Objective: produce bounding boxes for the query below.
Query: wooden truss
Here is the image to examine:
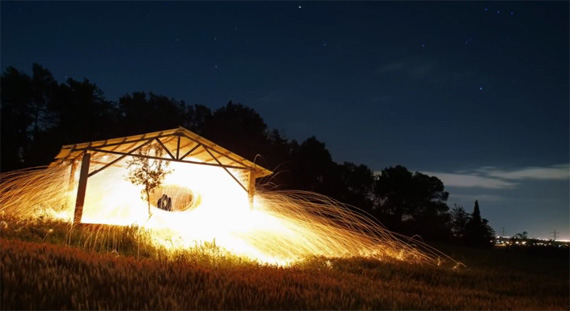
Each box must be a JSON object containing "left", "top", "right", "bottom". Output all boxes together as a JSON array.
[{"left": 49, "top": 127, "right": 273, "bottom": 223}]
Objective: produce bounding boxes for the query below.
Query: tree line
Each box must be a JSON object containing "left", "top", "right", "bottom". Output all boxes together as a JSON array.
[{"left": 1, "top": 63, "right": 495, "bottom": 246}]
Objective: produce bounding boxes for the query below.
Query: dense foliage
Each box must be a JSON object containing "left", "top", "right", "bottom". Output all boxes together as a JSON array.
[{"left": 1, "top": 63, "right": 495, "bottom": 244}]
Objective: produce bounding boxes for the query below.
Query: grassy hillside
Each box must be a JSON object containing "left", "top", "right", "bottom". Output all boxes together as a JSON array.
[{"left": 1, "top": 217, "right": 568, "bottom": 310}]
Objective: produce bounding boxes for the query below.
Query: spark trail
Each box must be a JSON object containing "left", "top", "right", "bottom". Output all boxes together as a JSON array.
[{"left": 0, "top": 163, "right": 459, "bottom": 267}]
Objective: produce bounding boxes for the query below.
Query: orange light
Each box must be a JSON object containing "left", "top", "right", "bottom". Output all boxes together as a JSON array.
[{"left": 0, "top": 155, "right": 459, "bottom": 267}]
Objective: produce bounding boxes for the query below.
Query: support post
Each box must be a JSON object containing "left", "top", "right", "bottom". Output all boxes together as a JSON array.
[
  {"left": 248, "top": 171, "right": 257, "bottom": 210},
  {"left": 74, "top": 153, "right": 91, "bottom": 224},
  {"left": 176, "top": 135, "right": 181, "bottom": 159},
  {"left": 67, "top": 160, "right": 79, "bottom": 208}
]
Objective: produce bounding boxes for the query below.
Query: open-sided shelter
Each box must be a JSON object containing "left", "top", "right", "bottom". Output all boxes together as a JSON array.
[{"left": 49, "top": 127, "right": 273, "bottom": 223}]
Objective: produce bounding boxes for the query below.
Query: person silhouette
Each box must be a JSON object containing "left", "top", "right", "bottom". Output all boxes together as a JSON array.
[
  {"left": 166, "top": 196, "right": 172, "bottom": 211},
  {"left": 157, "top": 194, "right": 173, "bottom": 211},
  {"left": 157, "top": 195, "right": 163, "bottom": 209},
  {"left": 157, "top": 194, "right": 167, "bottom": 210}
]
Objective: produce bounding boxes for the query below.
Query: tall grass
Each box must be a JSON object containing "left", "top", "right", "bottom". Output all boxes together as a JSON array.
[
  {"left": 1, "top": 236, "right": 568, "bottom": 309},
  {"left": 1, "top": 208, "right": 568, "bottom": 310}
]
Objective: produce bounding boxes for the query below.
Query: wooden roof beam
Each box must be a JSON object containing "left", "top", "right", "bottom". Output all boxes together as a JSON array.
[
  {"left": 86, "top": 148, "right": 250, "bottom": 171},
  {"left": 88, "top": 138, "right": 155, "bottom": 177}
]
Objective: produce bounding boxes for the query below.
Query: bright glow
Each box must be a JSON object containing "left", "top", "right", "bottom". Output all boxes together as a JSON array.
[{"left": 0, "top": 153, "right": 459, "bottom": 267}]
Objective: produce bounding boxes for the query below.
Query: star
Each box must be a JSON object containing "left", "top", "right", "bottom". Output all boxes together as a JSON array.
[
  {"left": 421, "top": 44, "right": 425, "bottom": 48},
  {"left": 479, "top": 86, "right": 483, "bottom": 91},
  {"left": 298, "top": 5, "right": 302, "bottom": 9},
  {"left": 497, "top": 10, "right": 500, "bottom": 14}
]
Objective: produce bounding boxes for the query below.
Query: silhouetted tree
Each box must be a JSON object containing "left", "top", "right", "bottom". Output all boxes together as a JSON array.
[
  {"left": 464, "top": 200, "right": 495, "bottom": 247},
  {"left": 257, "top": 129, "right": 297, "bottom": 189},
  {"left": 373, "top": 165, "right": 412, "bottom": 224},
  {"left": 373, "top": 165, "right": 451, "bottom": 240},
  {"left": 450, "top": 204, "right": 470, "bottom": 242},
  {"left": 201, "top": 101, "right": 270, "bottom": 163},
  {"left": 513, "top": 231, "right": 528, "bottom": 240},
  {"left": 1, "top": 66, "right": 33, "bottom": 171},
  {"left": 118, "top": 92, "right": 186, "bottom": 136},
  {"left": 337, "top": 162, "right": 375, "bottom": 210},
  {"left": 184, "top": 104, "right": 212, "bottom": 134},
  {"left": 288, "top": 136, "right": 342, "bottom": 197},
  {"left": 30, "top": 64, "right": 58, "bottom": 138},
  {"left": 34, "top": 77, "right": 117, "bottom": 165}
]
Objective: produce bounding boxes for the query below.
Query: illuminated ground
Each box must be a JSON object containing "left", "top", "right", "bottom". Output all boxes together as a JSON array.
[{"left": 0, "top": 164, "right": 456, "bottom": 267}]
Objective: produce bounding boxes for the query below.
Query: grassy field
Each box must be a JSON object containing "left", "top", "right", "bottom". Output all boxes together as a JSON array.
[{"left": 1, "top": 216, "right": 568, "bottom": 310}]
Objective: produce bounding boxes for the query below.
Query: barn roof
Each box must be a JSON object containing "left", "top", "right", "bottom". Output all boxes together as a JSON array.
[{"left": 50, "top": 126, "right": 273, "bottom": 178}]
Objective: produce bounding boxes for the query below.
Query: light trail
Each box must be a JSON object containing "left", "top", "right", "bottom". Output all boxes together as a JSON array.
[{"left": 0, "top": 159, "right": 459, "bottom": 267}]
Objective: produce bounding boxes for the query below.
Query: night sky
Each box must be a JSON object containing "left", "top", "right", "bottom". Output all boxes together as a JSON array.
[{"left": 2, "top": 1, "right": 568, "bottom": 240}]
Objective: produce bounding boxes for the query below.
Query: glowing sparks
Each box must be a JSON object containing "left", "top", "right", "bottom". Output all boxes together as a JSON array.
[{"left": 0, "top": 153, "right": 458, "bottom": 267}]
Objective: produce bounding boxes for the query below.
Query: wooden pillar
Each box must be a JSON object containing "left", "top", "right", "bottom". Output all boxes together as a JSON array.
[
  {"left": 73, "top": 153, "right": 91, "bottom": 224},
  {"left": 67, "top": 160, "right": 78, "bottom": 209},
  {"left": 248, "top": 171, "right": 257, "bottom": 210}
]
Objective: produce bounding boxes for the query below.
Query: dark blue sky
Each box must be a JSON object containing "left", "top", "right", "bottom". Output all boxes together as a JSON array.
[{"left": 2, "top": 1, "right": 568, "bottom": 239}]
